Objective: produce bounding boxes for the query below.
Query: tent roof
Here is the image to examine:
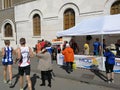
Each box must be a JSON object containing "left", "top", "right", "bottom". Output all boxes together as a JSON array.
[{"left": 56, "top": 14, "right": 120, "bottom": 37}]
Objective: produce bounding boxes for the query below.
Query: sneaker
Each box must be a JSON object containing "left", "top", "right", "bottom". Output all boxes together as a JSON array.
[
  {"left": 8, "top": 81, "right": 13, "bottom": 88},
  {"left": 70, "top": 69, "right": 73, "bottom": 72},
  {"left": 3, "top": 80, "right": 7, "bottom": 84},
  {"left": 67, "top": 70, "right": 71, "bottom": 74},
  {"left": 40, "top": 83, "right": 45, "bottom": 86},
  {"left": 108, "top": 80, "right": 111, "bottom": 84},
  {"left": 111, "top": 79, "right": 114, "bottom": 83},
  {"left": 8, "top": 80, "right": 12, "bottom": 85},
  {"left": 48, "top": 84, "right": 51, "bottom": 88},
  {"left": 20, "top": 88, "right": 23, "bottom": 90}
]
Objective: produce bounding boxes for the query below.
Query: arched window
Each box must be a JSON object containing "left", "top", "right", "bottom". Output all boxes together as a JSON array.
[
  {"left": 64, "top": 8, "right": 75, "bottom": 30},
  {"left": 33, "top": 14, "right": 41, "bottom": 36},
  {"left": 4, "top": 0, "right": 12, "bottom": 9},
  {"left": 4, "top": 23, "right": 13, "bottom": 37},
  {"left": 111, "top": 1, "right": 120, "bottom": 15}
]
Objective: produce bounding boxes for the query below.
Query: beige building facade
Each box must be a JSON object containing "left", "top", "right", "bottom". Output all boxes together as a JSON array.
[{"left": 0, "top": 0, "right": 120, "bottom": 50}]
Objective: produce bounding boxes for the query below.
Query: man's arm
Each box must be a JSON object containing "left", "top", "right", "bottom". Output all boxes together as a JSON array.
[
  {"left": 29, "top": 47, "right": 34, "bottom": 58},
  {"left": 15, "top": 48, "right": 21, "bottom": 63}
]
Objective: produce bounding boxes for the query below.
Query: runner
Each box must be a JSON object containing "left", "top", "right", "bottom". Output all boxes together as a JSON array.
[
  {"left": 1, "top": 40, "right": 15, "bottom": 87},
  {"left": 15, "top": 38, "right": 33, "bottom": 90}
]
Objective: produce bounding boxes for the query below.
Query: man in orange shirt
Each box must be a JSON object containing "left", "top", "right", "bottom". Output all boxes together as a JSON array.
[
  {"left": 36, "top": 40, "right": 42, "bottom": 54},
  {"left": 41, "top": 39, "right": 46, "bottom": 50},
  {"left": 62, "top": 43, "right": 74, "bottom": 74}
]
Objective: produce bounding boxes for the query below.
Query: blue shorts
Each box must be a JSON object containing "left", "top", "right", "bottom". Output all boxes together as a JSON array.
[{"left": 2, "top": 60, "right": 13, "bottom": 65}]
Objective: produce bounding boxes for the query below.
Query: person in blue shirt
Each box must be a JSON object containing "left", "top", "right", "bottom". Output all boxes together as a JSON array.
[
  {"left": 1, "top": 40, "right": 15, "bottom": 87},
  {"left": 93, "top": 38, "right": 101, "bottom": 55},
  {"left": 104, "top": 44, "right": 116, "bottom": 84},
  {"left": 45, "top": 41, "right": 53, "bottom": 55}
]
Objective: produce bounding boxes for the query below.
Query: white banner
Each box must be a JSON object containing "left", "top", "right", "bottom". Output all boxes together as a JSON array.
[
  {"left": 57, "top": 54, "right": 120, "bottom": 73},
  {"left": 114, "top": 58, "right": 120, "bottom": 73}
]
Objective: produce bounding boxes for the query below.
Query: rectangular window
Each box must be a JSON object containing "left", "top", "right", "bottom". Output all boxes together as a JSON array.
[
  {"left": 64, "top": 9, "right": 75, "bottom": 30},
  {"left": 3, "top": 0, "right": 12, "bottom": 9},
  {"left": 33, "top": 15, "right": 41, "bottom": 36},
  {"left": 111, "top": 1, "right": 120, "bottom": 15}
]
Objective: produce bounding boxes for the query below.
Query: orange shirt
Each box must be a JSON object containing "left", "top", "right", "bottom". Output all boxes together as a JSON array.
[
  {"left": 62, "top": 47, "right": 74, "bottom": 62},
  {"left": 36, "top": 43, "right": 41, "bottom": 53},
  {"left": 41, "top": 41, "right": 46, "bottom": 49}
]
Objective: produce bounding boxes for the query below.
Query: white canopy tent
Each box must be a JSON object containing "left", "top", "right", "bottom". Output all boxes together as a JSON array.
[
  {"left": 56, "top": 14, "right": 120, "bottom": 37},
  {"left": 56, "top": 14, "right": 120, "bottom": 73}
]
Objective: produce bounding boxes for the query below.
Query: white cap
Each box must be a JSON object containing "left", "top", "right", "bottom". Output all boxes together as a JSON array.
[
  {"left": 66, "top": 43, "right": 70, "bottom": 47},
  {"left": 110, "top": 44, "right": 116, "bottom": 50}
]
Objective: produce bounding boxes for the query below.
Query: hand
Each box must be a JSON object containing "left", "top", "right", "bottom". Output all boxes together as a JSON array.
[
  {"left": 14, "top": 58, "right": 19, "bottom": 64},
  {"left": 14, "top": 60, "right": 17, "bottom": 64}
]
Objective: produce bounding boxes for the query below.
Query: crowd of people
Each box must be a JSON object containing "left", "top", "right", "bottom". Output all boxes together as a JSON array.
[
  {"left": 58, "top": 37, "right": 120, "bottom": 84},
  {"left": 1, "top": 37, "right": 120, "bottom": 90},
  {"left": 1, "top": 38, "right": 53, "bottom": 90},
  {"left": 1, "top": 38, "right": 34, "bottom": 90},
  {"left": 83, "top": 37, "right": 120, "bottom": 58}
]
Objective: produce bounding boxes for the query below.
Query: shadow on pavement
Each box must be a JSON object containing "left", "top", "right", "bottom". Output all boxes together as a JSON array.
[
  {"left": 59, "top": 65, "right": 69, "bottom": 74},
  {"left": 90, "top": 65, "right": 107, "bottom": 82},
  {"left": 30, "top": 74, "right": 40, "bottom": 90},
  {"left": 24, "top": 74, "right": 40, "bottom": 90},
  {"left": 10, "top": 73, "right": 19, "bottom": 88}
]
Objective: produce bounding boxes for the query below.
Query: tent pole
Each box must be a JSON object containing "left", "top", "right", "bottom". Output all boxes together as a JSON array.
[{"left": 101, "top": 34, "right": 103, "bottom": 57}]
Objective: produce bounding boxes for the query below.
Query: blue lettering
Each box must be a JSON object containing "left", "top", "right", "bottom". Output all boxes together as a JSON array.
[
  {"left": 79, "top": 58, "right": 92, "bottom": 63},
  {"left": 115, "top": 62, "right": 120, "bottom": 66}
]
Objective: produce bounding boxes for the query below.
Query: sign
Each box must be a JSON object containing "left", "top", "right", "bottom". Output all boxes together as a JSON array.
[
  {"left": 57, "top": 54, "right": 120, "bottom": 73},
  {"left": 52, "top": 38, "right": 63, "bottom": 45}
]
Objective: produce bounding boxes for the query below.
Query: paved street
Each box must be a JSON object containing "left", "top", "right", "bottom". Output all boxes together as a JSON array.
[
  {"left": 0, "top": 65, "right": 118, "bottom": 90},
  {"left": 0, "top": 56, "right": 120, "bottom": 90}
]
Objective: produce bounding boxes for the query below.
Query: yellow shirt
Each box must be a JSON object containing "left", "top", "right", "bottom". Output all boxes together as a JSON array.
[{"left": 84, "top": 43, "right": 89, "bottom": 55}]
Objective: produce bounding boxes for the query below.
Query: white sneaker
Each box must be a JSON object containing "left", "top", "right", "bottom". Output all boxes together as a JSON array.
[
  {"left": 20, "top": 88, "right": 23, "bottom": 90},
  {"left": 8, "top": 80, "right": 13, "bottom": 88},
  {"left": 108, "top": 80, "right": 111, "bottom": 84},
  {"left": 8, "top": 80, "right": 12, "bottom": 85},
  {"left": 111, "top": 80, "right": 114, "bottom": 83},
  {"left": 3, "top": 80, "right": 7, "bottom": 84}
]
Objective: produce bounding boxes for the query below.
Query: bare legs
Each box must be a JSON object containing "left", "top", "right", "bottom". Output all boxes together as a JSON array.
[
  {"left": 3, "top": 65, "right": 13, "bottom": 83},
  {"left": 26, "top": 75, "right": 32, "bottom": 90},
  {"left": 19, "top": 75, "right": 32, "bottom": 90},
  {"left": 106, "top": 72, "right": 114, "bottom": 83},
  {"left": 3, "top": 65, "right": 7, "bottom": 82},
  {"left": 8, "top": 65, "right": 13, "bottom": 81}
]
